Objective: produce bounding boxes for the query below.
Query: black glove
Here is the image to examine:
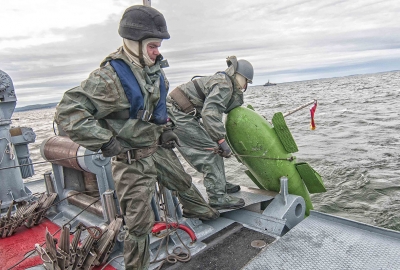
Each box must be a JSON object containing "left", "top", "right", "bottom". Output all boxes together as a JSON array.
[
  {"left": 160, "top": 128, "right": 181, "bottom": 149},
  {"left": 218, "top": 141, "right": 232, "bottom": 158},
  {"left": 101, "top": 137, "right": 122, "bottom": 157}
]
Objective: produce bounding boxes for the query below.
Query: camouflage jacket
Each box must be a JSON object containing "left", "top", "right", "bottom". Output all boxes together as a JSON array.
[
  {"left": 168, "top": 65, "right": 244, "bottom": 142},
  {"left": 55, "top": 47, "right": 169, "bottom": 151}
]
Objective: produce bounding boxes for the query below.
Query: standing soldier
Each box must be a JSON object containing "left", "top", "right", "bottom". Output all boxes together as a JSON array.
[
  {"left": 55, "top": 5, "right": 219, "bottom": 269},
  {"left": 167, "top": 56, "right": 254, "bottom": 210}
]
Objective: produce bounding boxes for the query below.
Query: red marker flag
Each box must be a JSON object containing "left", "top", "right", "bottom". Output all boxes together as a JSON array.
[{"left": 310, "top": 100, "right": 317, "bottom": 130}]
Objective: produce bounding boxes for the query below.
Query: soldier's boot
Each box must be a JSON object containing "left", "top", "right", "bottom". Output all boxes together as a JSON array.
[
  {"left": 226, "top": 182, "right": 241, "bottom": 193},
  {"left": 208, "top": 194, "right": 245, "bottom": 210},
  {"left": 179, "top": 184, "right": 220, "bottom": 221}
]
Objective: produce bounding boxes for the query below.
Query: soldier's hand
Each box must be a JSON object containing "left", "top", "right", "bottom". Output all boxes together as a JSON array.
[
  {"left": 101, "top": 137, "right": 123, "bottom": 157},
  {"left": 160, "top": 128, "right": 181, "bottom": 149},
  {"left": 218, "top": 140, "right": 232, "bottom": 158}
]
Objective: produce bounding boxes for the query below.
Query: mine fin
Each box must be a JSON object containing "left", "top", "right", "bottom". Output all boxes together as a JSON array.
[
  {"left": 246, "top": 104, "right": 255, "bottom": 111},
  {"left": 272, "top": 112, "right": 299, "bottom": 153},
  {"left": 295, "top": 162, "right": 326, "bottom": 193}
]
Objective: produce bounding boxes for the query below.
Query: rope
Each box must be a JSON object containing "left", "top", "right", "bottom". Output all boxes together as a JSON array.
[
  {"left": 175, "top": 144, "right": 294, "bottom": 161},
  {"left": 99, "top": 183, "right": 193, "bottom": 270},
  {"left": 100, "top": 254, "right": 124, "bottom": 270},
  {"left": 0, "top": 152, "right": 99, "bottom": 171},
  {"left": 152, "top": 233, "right": 191, "bottom": 270},
  {"left": 0, "top": 138, "right": 293, "bottom": 173},
  {"left": 149, "top": 183, "right": 192, "bottom": 269}
]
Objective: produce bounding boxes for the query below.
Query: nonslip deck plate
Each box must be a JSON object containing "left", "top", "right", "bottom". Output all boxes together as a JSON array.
[{"left": 162, "top": 222, "right": 275, "bottom": 270}]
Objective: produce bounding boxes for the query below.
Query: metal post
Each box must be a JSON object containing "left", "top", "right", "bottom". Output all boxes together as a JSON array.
[
  {"left": 283, "top": 99, "right": 316, "bottom": 117},
  {"left": 143, "top": 0, "right": 151, "bottom": 6},
  {"left": 44, "top": 171, "right": 56, "bottom": 194},
  {"left": 103, "top": 190, "right": 118, "bottom": 223}
]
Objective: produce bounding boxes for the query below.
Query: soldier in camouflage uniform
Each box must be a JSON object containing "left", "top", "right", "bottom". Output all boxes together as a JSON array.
[
  {"left": 167, "top": 56, "right": 254, "bottom": 209},
  {"left": 55, "top": 5, "right": 219, "bottom": 270}
]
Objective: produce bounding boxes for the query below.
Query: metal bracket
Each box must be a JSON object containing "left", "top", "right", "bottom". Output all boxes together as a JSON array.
[{"left": 262, "top": 176, "right": 305, "bottom": 230}]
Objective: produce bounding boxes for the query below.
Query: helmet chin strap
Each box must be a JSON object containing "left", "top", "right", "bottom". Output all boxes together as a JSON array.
[
  {"left": 138, "top": 41, "right": 146, "bottom": 67},
  {"left": 123, "top": 38, "right": 160, "bottom": 67}
]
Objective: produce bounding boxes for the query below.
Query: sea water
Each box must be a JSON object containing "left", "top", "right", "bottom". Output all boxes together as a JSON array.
[{"left": 14, "top": 70, "right": 400, "bottom": 231}]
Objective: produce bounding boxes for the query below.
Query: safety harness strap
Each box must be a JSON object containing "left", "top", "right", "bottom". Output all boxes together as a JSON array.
[
  {"left": 216, "top": 71, "right": 235, "bottom": 86},
  {"left": 192, "top": 80, "right": 206, "bottom": 101},
  {"left": 104, "top": 109, "right": 154, "bottom": 121},
  {"left": 169, "top": 87, "right": 196, "bottom": 114},
  {"left": 103, "top": 109, "right": 130, "bottom": 119}
]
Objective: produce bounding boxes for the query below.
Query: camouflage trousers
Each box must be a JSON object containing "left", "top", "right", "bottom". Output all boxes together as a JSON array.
[
  {"left": 112, "top": 145, "right": 213, "bottom": 269},
  {"left": 169, "top": 107, "right": 228, "bottom": 197}
]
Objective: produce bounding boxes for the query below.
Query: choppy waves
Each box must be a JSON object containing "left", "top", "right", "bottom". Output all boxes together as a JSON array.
[
  {"left": 14, "top": 70, "right": 400, "bottom": 231},
  {"left": 242, "top": 70, "right": 400, "bottom": 230}
]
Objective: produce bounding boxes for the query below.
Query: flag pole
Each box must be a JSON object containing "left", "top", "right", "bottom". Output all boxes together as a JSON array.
[{"left": 283, "top": 99, "right": 317, "bottom": 117}]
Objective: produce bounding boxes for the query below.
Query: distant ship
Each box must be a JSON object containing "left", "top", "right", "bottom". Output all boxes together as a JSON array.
[{"left": 264, "top": 80, "right": 277, "bottom": 86}]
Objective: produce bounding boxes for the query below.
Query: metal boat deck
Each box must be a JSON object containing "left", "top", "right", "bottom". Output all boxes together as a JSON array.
[
  {"left": 244, "top": 211, "right": 400, "bottom": 269},
  {"left": 161, "top": 183, "right": 400, "bottom": 269},
  {"left": 21, "top": 181, "right": 400, "bottom": 270}
]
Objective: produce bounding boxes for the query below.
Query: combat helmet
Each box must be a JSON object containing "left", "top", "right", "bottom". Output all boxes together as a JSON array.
[
  {"left": 118, "top": 5, "right": 170, "bottom": 41},
  {"left": 226, "top": 56, "right": 254, "bottom": 84},
  {"left": 236, "top": 60, "right": 253, "bottom": 84}
]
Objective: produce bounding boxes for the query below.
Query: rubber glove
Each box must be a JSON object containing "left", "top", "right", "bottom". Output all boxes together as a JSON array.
[
  {"left": 160, "top": 128, "right": 181, "bottom": 149},
  {"left": 101, "top": 137, "right": 122, "bottom": 157},
  {"left": 218, "top": 140, "right": 232, "bottom": 158}
]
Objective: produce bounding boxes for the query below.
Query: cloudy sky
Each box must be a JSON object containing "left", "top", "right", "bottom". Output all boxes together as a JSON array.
[{"left": 1, "top": 0, "right": 400, "bottom": 107}]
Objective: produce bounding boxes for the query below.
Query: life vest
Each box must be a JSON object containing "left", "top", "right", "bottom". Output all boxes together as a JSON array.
[{"left": 110, "top": 59, "right": 168, "bottom": 125}]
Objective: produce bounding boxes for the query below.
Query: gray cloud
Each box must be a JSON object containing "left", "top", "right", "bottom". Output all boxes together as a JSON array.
[{"left": 1, "top": 0, "right": 400, "bottom": 107}]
